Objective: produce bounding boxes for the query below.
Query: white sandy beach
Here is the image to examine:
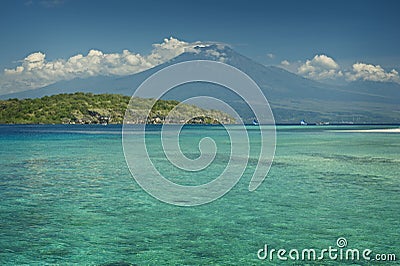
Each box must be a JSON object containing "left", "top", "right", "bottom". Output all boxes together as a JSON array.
[{"left": 337, "top": 128, "right": 400, "bottom": 133}]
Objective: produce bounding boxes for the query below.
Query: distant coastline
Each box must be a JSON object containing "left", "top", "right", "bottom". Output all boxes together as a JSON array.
[{"left": 0, "top": 92, "right": 235, "bottom": 125}]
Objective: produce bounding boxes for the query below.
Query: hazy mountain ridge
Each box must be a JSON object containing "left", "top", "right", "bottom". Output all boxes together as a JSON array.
[{"left": 1, "top": 44, "right": 399, "bottom": 123}]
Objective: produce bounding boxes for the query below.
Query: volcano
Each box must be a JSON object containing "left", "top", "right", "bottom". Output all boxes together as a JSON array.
[{"left": 2, "top": 44, "right": 399, "bottom": 123}]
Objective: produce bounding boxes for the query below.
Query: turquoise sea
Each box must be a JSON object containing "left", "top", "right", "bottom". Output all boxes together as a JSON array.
[{"left": 0, "top": 125, "right": 399, "bottom": 265}]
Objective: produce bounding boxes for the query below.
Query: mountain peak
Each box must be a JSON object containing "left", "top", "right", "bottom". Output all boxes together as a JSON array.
[{"left": 186, "top": 43, "right": 233, "bottom": 62}]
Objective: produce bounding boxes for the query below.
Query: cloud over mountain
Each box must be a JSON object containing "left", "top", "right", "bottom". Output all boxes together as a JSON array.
[
  {"left": 345, "top": 63, "right": 400, "bottom": 83},
  {"left": 295, "top": 54, "right": 400, "bottom": 84},
  {"left": 1, "top": 37, "right": 200, "bottom": 93},
  {"left": 280, "top": 60, "right": 290, "bottom": 66},
  {"left": 2, "top": 38, "right": 400, "bottom": 95},
  {"left": 297, "top": 54, "right": 343, "bottom": 80}
]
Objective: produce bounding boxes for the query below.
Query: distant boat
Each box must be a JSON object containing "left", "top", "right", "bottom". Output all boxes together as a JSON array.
[
  {"left": 253, "top": 119, "right": 259, "bottom": 126},
  {"left": 300, "top": 120, "right": 308, "bottom": 126}
]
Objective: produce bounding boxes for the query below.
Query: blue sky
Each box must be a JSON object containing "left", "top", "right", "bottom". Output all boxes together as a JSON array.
[{"left": 1, "top": 0, "right": 399, "bottom": 93}]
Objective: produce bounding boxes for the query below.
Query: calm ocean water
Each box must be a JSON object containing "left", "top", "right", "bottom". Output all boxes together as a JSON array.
[{"left": 0, "top": 125, "right": 399, "bottom": 265}]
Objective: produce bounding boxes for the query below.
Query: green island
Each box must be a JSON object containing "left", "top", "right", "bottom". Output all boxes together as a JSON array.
[{"left": 0, "top": 92, "right": 235, "bottom": 124}]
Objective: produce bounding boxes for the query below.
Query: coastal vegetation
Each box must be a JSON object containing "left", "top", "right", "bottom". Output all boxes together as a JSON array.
[{"left": 0, "top": 92, "right": 235, "bottom": 124}]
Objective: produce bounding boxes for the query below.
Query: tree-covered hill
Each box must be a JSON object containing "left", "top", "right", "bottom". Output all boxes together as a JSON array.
[{"left": 0, "top": 93, "right": 235, "bottom": 124}]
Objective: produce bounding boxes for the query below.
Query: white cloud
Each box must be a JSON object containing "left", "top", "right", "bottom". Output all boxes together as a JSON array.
[
  {"left": 204, "top": 48, "right": 227, "bottom": 62},
  {"left": 267, "top": 53, "right": 275, "bottom": 59},
  {"left": 288, "top": 54, "right": 399, "bottom": 84},
  {"left": 297, "top": 54, "right": 343, "bottom": 80},
  {"left": 346, "top": 63, "right": 400, "bottom": 83},
  {"left": 1, "top": 37, "right": 205, "bottom": 93},
  {"left": 280, "top": 60, "right": 290, "bottom": 66}
]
